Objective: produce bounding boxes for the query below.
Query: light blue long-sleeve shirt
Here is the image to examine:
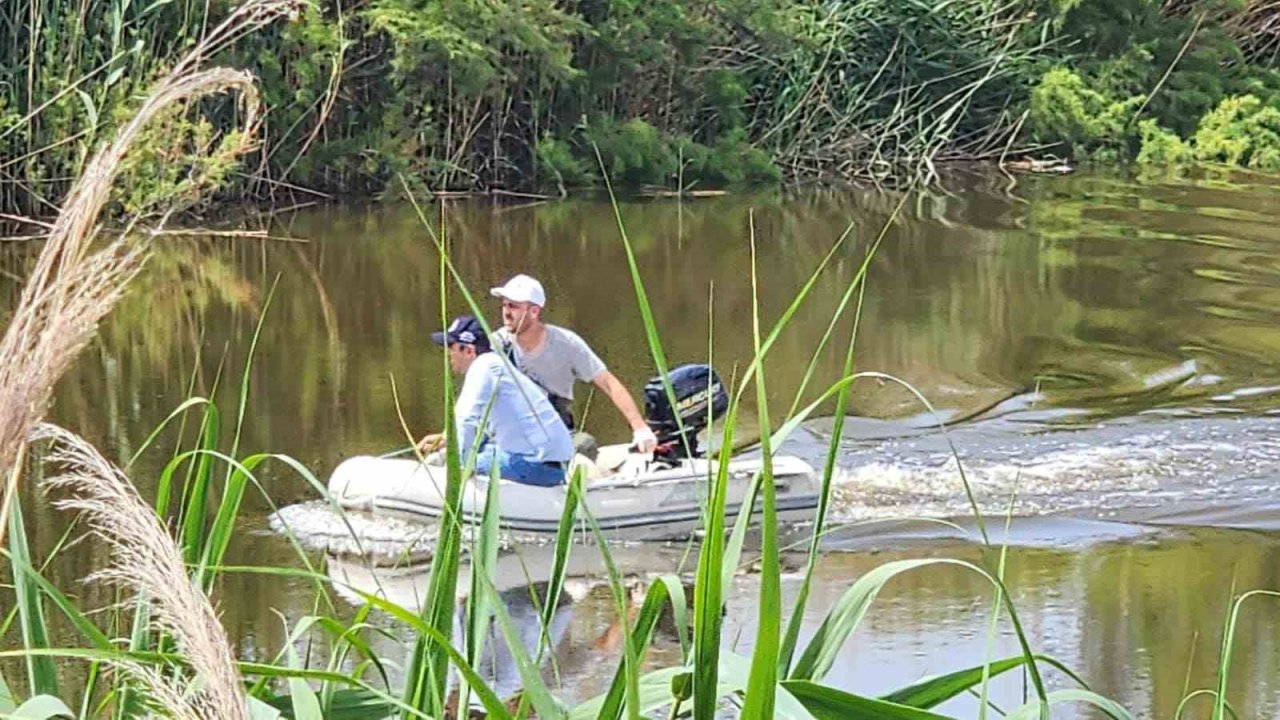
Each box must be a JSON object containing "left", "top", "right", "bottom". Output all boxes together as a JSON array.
[{"left": 455, "top": 352, "right": 574, "bottom": 463}]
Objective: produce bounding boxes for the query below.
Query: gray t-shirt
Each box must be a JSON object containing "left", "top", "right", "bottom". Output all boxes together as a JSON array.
[{"left": 494, "top": 325, "right": 607, "bottom": 400}]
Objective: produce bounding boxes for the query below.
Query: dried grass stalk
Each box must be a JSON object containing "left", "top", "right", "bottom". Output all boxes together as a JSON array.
[
  {"left": 0, "top": 0, "right": 301, "bottom": 541},
  {"left": 34, "top": 423, "right": 247, "bottom": 720}
]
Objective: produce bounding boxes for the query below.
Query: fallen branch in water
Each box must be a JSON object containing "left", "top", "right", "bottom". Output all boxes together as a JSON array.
[
  {"left": 130, "top": 227, "right": 310, "bottom": 243},
  {"left": 0, "top": 213, "right": 55, "bottom": 230}
]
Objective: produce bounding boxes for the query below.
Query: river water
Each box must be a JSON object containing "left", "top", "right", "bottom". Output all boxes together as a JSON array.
[{"left": 10, "top": 169, "right": 1280, "bottom": 716}]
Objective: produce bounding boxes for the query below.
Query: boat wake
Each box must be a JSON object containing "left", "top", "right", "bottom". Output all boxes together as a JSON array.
[
  {"left": 269, "top": 502, "right": 443, "bottom": 562},
  {"left": 824, "top": 414, "right": 1280, "bottom": 528}
]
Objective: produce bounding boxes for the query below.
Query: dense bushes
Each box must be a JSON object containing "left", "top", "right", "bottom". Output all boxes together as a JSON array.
[
  {"left": 1028, "top": 68, "right": 1145, "bottom": 160},
  {"left": 1026, "top": 0, "right": 1280, "bottom": 171},
  {"left": 10, "top": 0, "right": 1280, "bottom": 214}
]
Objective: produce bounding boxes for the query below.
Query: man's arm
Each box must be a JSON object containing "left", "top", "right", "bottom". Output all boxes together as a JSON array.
[
  {"left": 560, "top": 327, "right": 657, "bottom": 451},
  {"left": 593, "top": 370, "right": 657, "bottom": 451}
]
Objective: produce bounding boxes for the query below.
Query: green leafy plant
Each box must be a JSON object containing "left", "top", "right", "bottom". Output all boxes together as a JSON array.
[
  {"left": 1192, "top": 94, "right": 1280, "bottom": 170},
  {"left": 1136, "top": 119, "right": 1192, "bottom": 168},
  {"left": 1028, "top": 68, "right": 1144, "bottom": 159}
]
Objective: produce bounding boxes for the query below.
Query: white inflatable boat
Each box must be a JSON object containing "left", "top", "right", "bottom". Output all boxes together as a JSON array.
[
  {"left": 326, "top": 446, "right": 818, "bottom": 540},
  {"left": 326, "top": 363, "right": 820, "bottom": 540}
]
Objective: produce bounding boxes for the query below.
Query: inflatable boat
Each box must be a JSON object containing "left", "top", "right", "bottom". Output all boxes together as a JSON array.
[{"left": 326, "top": 364, "right": 820, "bottom": 540}]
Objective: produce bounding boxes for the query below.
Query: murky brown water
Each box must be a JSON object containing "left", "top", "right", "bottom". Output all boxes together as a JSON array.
[{"left": 10, "top": 169, "right": 1280, "bottom": 716}]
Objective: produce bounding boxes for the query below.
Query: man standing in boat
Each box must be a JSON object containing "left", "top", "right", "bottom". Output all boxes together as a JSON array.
[
  {"left": 489, "top": 273, "right": 659, "bottom": 454},
  {"left": 417, "top": 315, "right": 575, "bottom": 486}
]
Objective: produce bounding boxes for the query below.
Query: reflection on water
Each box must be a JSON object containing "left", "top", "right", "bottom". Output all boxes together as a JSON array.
[
  {"left": 221, "top": 526, "right": 1280, "bottom": 718},
  {"left": 762, "top": 528, "right": 1280, "bottom": 719},
  {"left": 9, "top": 169, "right": 1280, "bottom": 714}
]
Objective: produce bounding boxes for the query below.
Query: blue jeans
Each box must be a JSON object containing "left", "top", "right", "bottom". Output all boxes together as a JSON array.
[{"left": 474, "top": 444, "right": 566, "bottom": 487}]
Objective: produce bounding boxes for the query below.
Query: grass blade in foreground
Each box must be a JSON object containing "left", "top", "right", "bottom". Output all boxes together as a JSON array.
[
  {"left": 1, "top": 551, "right": 113, "bottom": 650},
  {"left": 691, "top": 395, "right": 739, "bottom": 720},
  {"left": 283, "top": 624, "right": 324, "bottom": 720},
  {"left": 178, "top": 400, "right": 221, "bottom": 566},
  {"left": 483, "top": 576, "right": 566, "bottom": 719},
  {"left": 1212, "top": 590, "right": 1280, "bottom": 720},
  {"left": 402, "top": 217, "right": 465, "bottom": 719},
  {"left": 537, "top": 467, "right": 587, "bottom": 663},
  {"left": 197, "top": 280, "right": 277, "bottom": 588},
  {"left": 573, "top": 500, "right": 649, "bottom": 720},
  {"left": 1007, "top": 689, "right": 1137, "bottom": 720},
  {"left": 8, "top": 501, "right": 59, "bottom": 697},
  {"left": 792, "top": 559, "right": 997, "bottom": 682},
  {"left": 740, "top": 218, "right": 782, "bottom": 719},
  {"left": 780, "top": 239, "right": 874, "bottom": 676},
  {"left": 783, "top": 681, "right": 953, "bottom": 720},
  {"left": 595, "top": 147, "right": 681, "bottom": 437},
  {"left": 349, "top": 592, "right": 511, "bottom": 719},
  {"left": 0, "top": 672, "right": 13, "bottom": 712},
  {"left": 880, "top": 655, "right": 1059, "bottom": 708},
  {"left": 461, "top": 461, "right": 503, "bottom": 715},
  {"left": 6, "top": 694, "right": 76, "bottom": 719},
  {"left": 569, "top": 667, "right": 688, "bottom": 720},
  {"left": 575, "top": 576, "right": 689, "bottom": 720}
]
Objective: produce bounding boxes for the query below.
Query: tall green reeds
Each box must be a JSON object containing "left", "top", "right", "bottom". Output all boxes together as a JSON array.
[
  {"left": 2, "top": 0, "right": 1127, "bottom": 212},
  {"left": 400, "top": 211, "right": 465, "bottom": 720},
  {"left": 17, "top": 0, "right": 1280, "bottom": 206},
  {"left": 0, "top": 0, "right": 209, "bottom": 215}
]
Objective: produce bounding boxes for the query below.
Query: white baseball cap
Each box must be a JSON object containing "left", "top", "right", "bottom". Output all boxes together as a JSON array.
[{"left": 490, "top": 273, "right": 546, "bottom": 307}]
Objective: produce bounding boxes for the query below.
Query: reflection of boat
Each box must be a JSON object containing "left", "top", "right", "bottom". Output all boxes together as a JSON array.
[
  {"left": 327, "top": 364, "right": 818, "bottom": 540},
  {"left": 326, "top": 547, "right": 686, "bottom": 704},
  {"left": 326, "top": 542, "right": 688, "bottom": 608}
]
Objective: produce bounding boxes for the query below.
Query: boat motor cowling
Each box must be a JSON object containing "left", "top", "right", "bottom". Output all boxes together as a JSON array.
[{"left": 642, "top": 364, "right": 729, "bottom": 459}]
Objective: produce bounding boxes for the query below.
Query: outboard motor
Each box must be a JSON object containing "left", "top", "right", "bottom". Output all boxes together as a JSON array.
[{"left": 642, "top": 364, "right": 729, "bottom": 460}]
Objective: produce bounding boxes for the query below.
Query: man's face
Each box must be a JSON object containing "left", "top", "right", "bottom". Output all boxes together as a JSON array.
[
  {"left": 500, "top": 299, "right": 539, "bottom": 332},
  {"left": 447, "top": 342, "right": 474, "bottom": 373}
]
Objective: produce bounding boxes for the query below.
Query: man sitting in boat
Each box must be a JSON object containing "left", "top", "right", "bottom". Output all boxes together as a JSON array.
[
  {"left": 416, "top": 314, "right": 575, "bottom": 486},
  {"left": 489, "top": 273, "right": 658, "bottom": 454}
]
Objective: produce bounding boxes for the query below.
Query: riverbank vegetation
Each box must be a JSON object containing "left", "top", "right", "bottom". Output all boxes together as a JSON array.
[{"left": 10, "top": 0, "right": 1280, "bottom": 218}]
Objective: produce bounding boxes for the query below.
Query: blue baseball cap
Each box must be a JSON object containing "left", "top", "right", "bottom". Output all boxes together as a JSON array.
[{"left": 431, "top": 315, "right": 491, "bottom": 353}]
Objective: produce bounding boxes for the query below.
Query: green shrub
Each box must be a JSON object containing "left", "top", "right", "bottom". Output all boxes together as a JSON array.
[
  {"left": 1028, "top": 67, "right": 1144, "bottom": 159},
  {"left": 550, "top": 121, "right": 779, "bottom": 190},
  {"left": 535, "top": 136, "right": 593, "bottom": 189},
  {"left": 1044, "top": 0, "right": 1280, "bottom": 148},
  {"left": 110, "top": 104, "right": 247, "bottom": 216},
  {"left": 1193, "top": 94, "right": 1280, "bottom": 171},
  {"left": 585, "top": 118, "right": 677, "bottom": 186},
  {"left": 703, "top": 69, "right": 748, "bottom": 132},
  {"left": 1136, "top": 119, "right": 1192, "bottom": 168},
  {"left": 705, "top": 128, "right": 780, "bottom": 186},
  {"left": 673, "top": 136, "right": 713, "bottom": 185}
]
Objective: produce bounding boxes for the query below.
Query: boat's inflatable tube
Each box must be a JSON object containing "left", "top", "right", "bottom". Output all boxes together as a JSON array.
[{"left": 327, "top": 448, "right": 818, "bottom": 540}]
